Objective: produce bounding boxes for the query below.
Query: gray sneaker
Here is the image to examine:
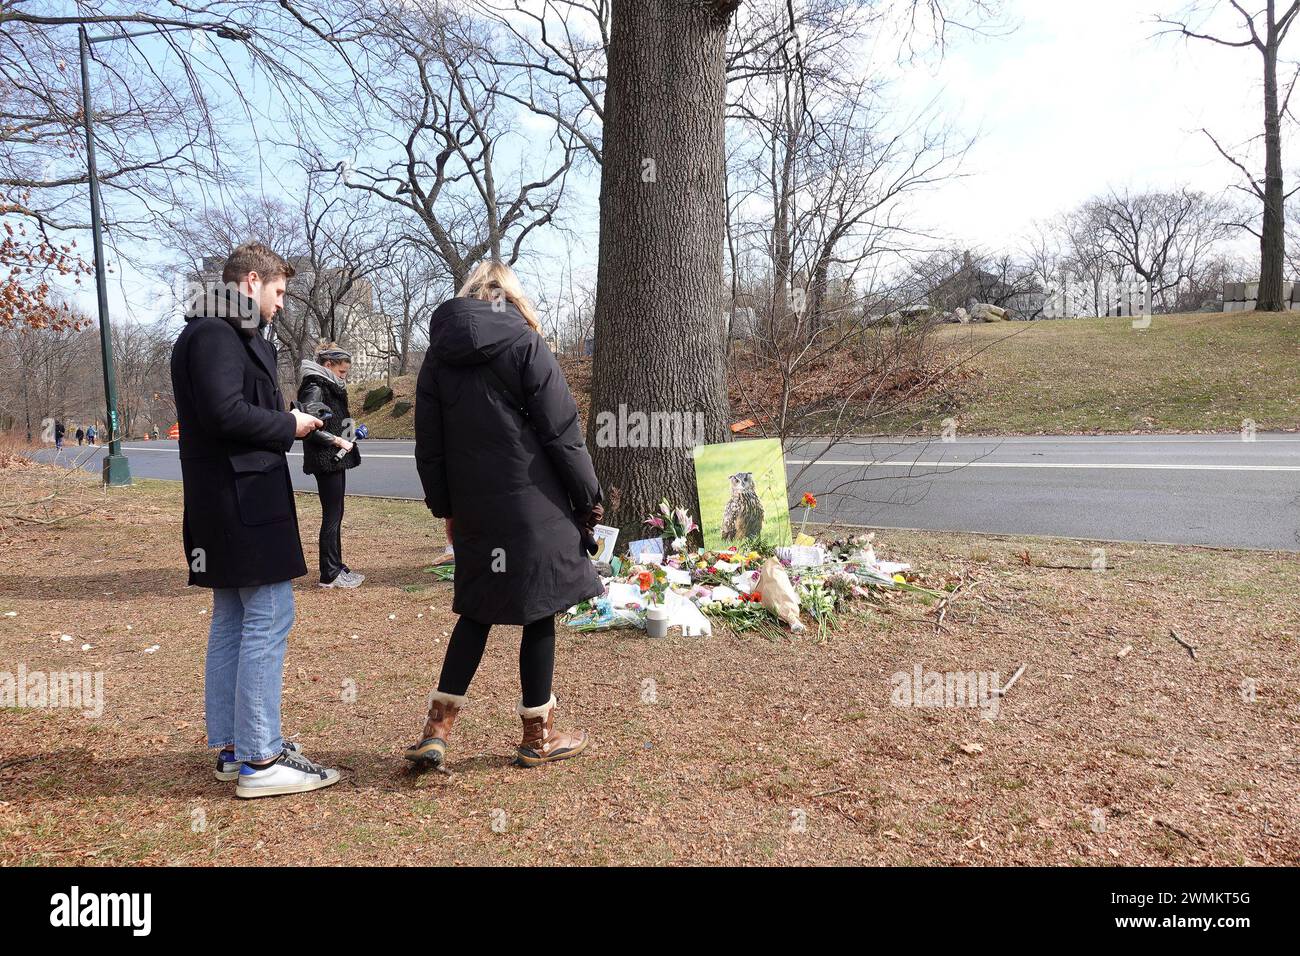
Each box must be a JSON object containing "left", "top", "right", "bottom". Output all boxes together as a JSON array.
[
  {"left": 320, "top": 570, "right": 363, "bottom": 589},
  {"left": 235, "top": 749, "right": 341, "bottom": 799}
]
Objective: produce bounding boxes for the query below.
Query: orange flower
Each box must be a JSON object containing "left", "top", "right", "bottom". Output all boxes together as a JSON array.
[
  {"left": 637, "top": 570, "right": 653, "bottom": 591},
  {"left": 751, "top": 590, "right": 762, "bottom": 602},
  {"left": 801, "top": 492, "right": 818, "bottom": 509}
]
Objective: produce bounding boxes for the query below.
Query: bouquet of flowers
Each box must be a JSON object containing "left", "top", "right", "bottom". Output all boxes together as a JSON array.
[
  {"left": 423, "top": 563, "right": 455, "bottom": 581},
  {"left": 702, "top": 600, "right": 784, "bottom": 641},
  {"left": 799, "top": 580, "right": 838, "bottom": 641},
  {"left": 636, "top": 564, "right": 670, "bottom": 607},
  {"left": 565, "top": 596, "right": 645, "bottom": 632},
  {"left": 643, "top": 498, "right": 698, "bottom": 553},
  {"left": 798, "top": 492, "right": 818, "bottom": 537}
]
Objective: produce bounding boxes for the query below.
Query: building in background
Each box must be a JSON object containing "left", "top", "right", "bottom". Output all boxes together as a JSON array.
[{"left": 190, "top": 256, "right": 388, "bottom": 383}]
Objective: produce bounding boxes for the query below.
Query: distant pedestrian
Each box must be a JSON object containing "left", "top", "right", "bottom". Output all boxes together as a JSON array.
[
  {"left": 86, "top": 425, "right": 96, "bottom": 445},
  {"left": 54, "top": 420, "right": 65, "bottom": 450},
  {"left": 297, "top": 342, "right": 362, "bottom": 589},
  {"left": 75, "top": 427, "right": 85, "bottom": 446}
]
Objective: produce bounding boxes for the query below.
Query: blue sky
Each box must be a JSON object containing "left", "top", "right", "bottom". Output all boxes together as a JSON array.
[{"left": 62, "top": 0, "right": 1273, "bottom": 326}]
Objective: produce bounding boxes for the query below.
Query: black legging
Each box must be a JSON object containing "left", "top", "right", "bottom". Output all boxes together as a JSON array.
[
  {"left": 316, "top": 469, "right": 346, "bottom": 583},
  {"left": 436, "top": 613, "right": 555, "bottom": 708}
]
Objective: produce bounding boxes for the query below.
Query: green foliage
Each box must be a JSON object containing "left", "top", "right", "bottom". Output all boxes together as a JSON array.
[
  {"left": 703, "top": 601, "right": 785, "bottom": 641},
  {"left": 363, "top": 386, "right": 394, "bottom": 412},
  {"left": 391, "top": 401, "right": 412, "bottom": 417}
]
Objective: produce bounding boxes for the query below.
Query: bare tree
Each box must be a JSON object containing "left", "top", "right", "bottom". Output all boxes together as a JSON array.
[
  {"left": 0, "top": 308, "right": 100, "bottom": 438},
  {"left": 369, "top": 238, "right": 447, "bottom": 382},
  {"left": 718, "top": 0, "right": 981, "bottom": 506},
  {"left": 290, "top": 180, "right": 394, "bottom": 366},
  {"left": 312, "top": 1, "right": 580, "bottom": 289},
  {"left": 1158, "top": 0, "right": 1300, "bottom": 311},
  {"left": 1061, "top": 205, "right": 1118, "bottom": 317},
  {"left": 111, "top": 316, "right": 175, "bottom": 436},
  {"left": 584, "top": 0, "right": 740, "bottom": 543},
  {"left": 166, "top": 182, "right": 394, "bottom": 384},
  {"left": 0, "top": 2, "right": 366, "bottom": 323},
  {"left": 1080, "top": 187, "right": 1238, "bottom": 310},
  {"left": 474, "top": 0, "right": 609, "bottom": 165}
]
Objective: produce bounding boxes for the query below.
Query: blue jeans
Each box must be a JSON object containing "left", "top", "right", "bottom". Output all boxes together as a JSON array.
[{"left": 205, "top": 581, "right": 295, "bottom": 762}]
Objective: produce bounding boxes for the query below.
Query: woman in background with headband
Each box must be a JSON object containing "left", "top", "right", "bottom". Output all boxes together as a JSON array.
[{"left": 298, "top": 342, "right": 363, "bottom": 588}]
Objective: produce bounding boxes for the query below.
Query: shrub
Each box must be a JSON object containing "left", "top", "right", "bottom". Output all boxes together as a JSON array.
[
  {"left": 363, "top": 386, "right": 393, "bottom": 412},
  {"left": 391, "top": 401, "right": 412, "bottom": 418}
]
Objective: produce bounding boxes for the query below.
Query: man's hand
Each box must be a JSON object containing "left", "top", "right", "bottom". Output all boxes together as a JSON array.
[{"left": 291, "top": 409, "right": 324, "bottom": 438}]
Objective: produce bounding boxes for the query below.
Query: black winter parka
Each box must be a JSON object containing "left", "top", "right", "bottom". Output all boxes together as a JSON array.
[
  {"left": 415, "top": 297, "right": 603, "bottom": 625},
  {"left": 297, "top": 372, "right": 361, "bottom": 476}
]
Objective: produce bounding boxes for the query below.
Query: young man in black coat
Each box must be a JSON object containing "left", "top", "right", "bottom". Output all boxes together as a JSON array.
[{"left": 170, "top": 241, "right": 340, "bottom": 799}]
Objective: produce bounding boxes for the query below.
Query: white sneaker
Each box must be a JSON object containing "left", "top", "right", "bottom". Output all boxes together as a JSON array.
[
  {"left": 214, "top": 741, "right": 303, "bottom": 781},
  {"left": 319, "top": 571, "right": 363, "bottom": 589},
  {"left": 235, "top": 749, "right": 341, "bottom": 799}
]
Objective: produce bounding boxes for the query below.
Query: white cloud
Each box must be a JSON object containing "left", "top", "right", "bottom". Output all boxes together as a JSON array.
[{"left": 893, "top": 0, "right": 1269, "bottom": 255}]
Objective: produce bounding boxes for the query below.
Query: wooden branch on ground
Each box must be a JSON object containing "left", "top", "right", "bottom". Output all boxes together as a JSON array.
[
  {"left": 933, "top": 572, "right": 972, "bottom": 633},
  {"left": 1169, "top": 629, "right": 1198, "bottom": 661},
  {"left": 3, "top": 506, "right": 99, "bottom": 526},
  {"left": 0, "top": 493, "right": 57, "bottom": 510},
  {"left": 996, "top": 662, "right": 1027, "bottom": 698},
  {"left": 810, "top": 784, "right": 847, "bottom": 798}
]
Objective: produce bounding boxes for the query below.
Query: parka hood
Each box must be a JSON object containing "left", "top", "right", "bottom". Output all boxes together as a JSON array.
[{"left": 427, "top": 296, "right": 532, "bottom": 367}]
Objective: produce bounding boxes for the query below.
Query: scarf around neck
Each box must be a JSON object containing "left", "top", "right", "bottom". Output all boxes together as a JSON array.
[{"left": 300, "top": 358, "right": 346, "bottom": 391}]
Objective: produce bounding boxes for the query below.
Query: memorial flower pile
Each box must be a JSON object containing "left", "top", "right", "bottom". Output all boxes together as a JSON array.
[
  {"left": 423, "top": 487, "right": 944, "bottom": 637},
  {"left": 559, "top": 514, "right": 944, "bottom": 636}
]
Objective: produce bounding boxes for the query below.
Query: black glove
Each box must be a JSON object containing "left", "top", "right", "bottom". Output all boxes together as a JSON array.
[{"left": 576, "top": 502, "right": 603, "bottom": 556}]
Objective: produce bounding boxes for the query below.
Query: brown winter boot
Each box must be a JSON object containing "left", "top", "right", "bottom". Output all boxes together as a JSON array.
[
  {"left": 516, "top": 694, "right": 588, "bottom": 767},
  {"left": 404, "top": 690, "right": 466, "bottom": 768}
]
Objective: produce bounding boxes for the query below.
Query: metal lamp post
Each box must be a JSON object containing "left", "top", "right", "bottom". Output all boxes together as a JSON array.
[{"left": 78, "top": 24, "right": 131, "bottom": 486}]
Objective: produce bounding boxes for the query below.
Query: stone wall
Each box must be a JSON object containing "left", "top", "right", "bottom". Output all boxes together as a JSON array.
[{"left": 1222, "top": 281, "right": 1300, "bottom": 312}]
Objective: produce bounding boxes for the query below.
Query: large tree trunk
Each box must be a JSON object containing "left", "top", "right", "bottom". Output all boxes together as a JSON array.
[
  {"left": 587, "top": 0, "right": 739, "bottom": 543},
  {"left": 1260, "top": 9, "right": 1287, "bottom": 311}
]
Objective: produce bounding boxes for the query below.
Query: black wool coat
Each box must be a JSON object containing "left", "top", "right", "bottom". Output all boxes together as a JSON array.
[
  {"left": 169, "top": 288, "right": 307, "bottom": 588},
  {"left": 297, "top": 373, "right": 361, "bottom": 476},
  {"left": 415, "top": 297, "right": 604, "bottom": 625}
]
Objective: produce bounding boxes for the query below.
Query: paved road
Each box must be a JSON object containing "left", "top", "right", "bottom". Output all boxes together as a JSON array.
[{"left": 32, "top": 433, "right": 1300, "bottom": 551}]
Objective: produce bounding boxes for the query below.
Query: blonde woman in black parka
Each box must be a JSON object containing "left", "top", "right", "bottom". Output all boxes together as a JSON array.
[{"left": 408, "top": 261, "right": 604, "bottom": 769}]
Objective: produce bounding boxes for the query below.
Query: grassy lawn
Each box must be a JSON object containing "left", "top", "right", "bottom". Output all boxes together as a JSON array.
[
  {"left": 1, "top": 462, "right": 1297, "bottom": 865},
  {"left": 916, "top": 310, "right": 1300, "bottom": 435},
  {"left": 349, "top": 377, "right": 419, "bottom": 439},
  {"left": 354, "top": 312, "right": 1300, "bottom": 440}
]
